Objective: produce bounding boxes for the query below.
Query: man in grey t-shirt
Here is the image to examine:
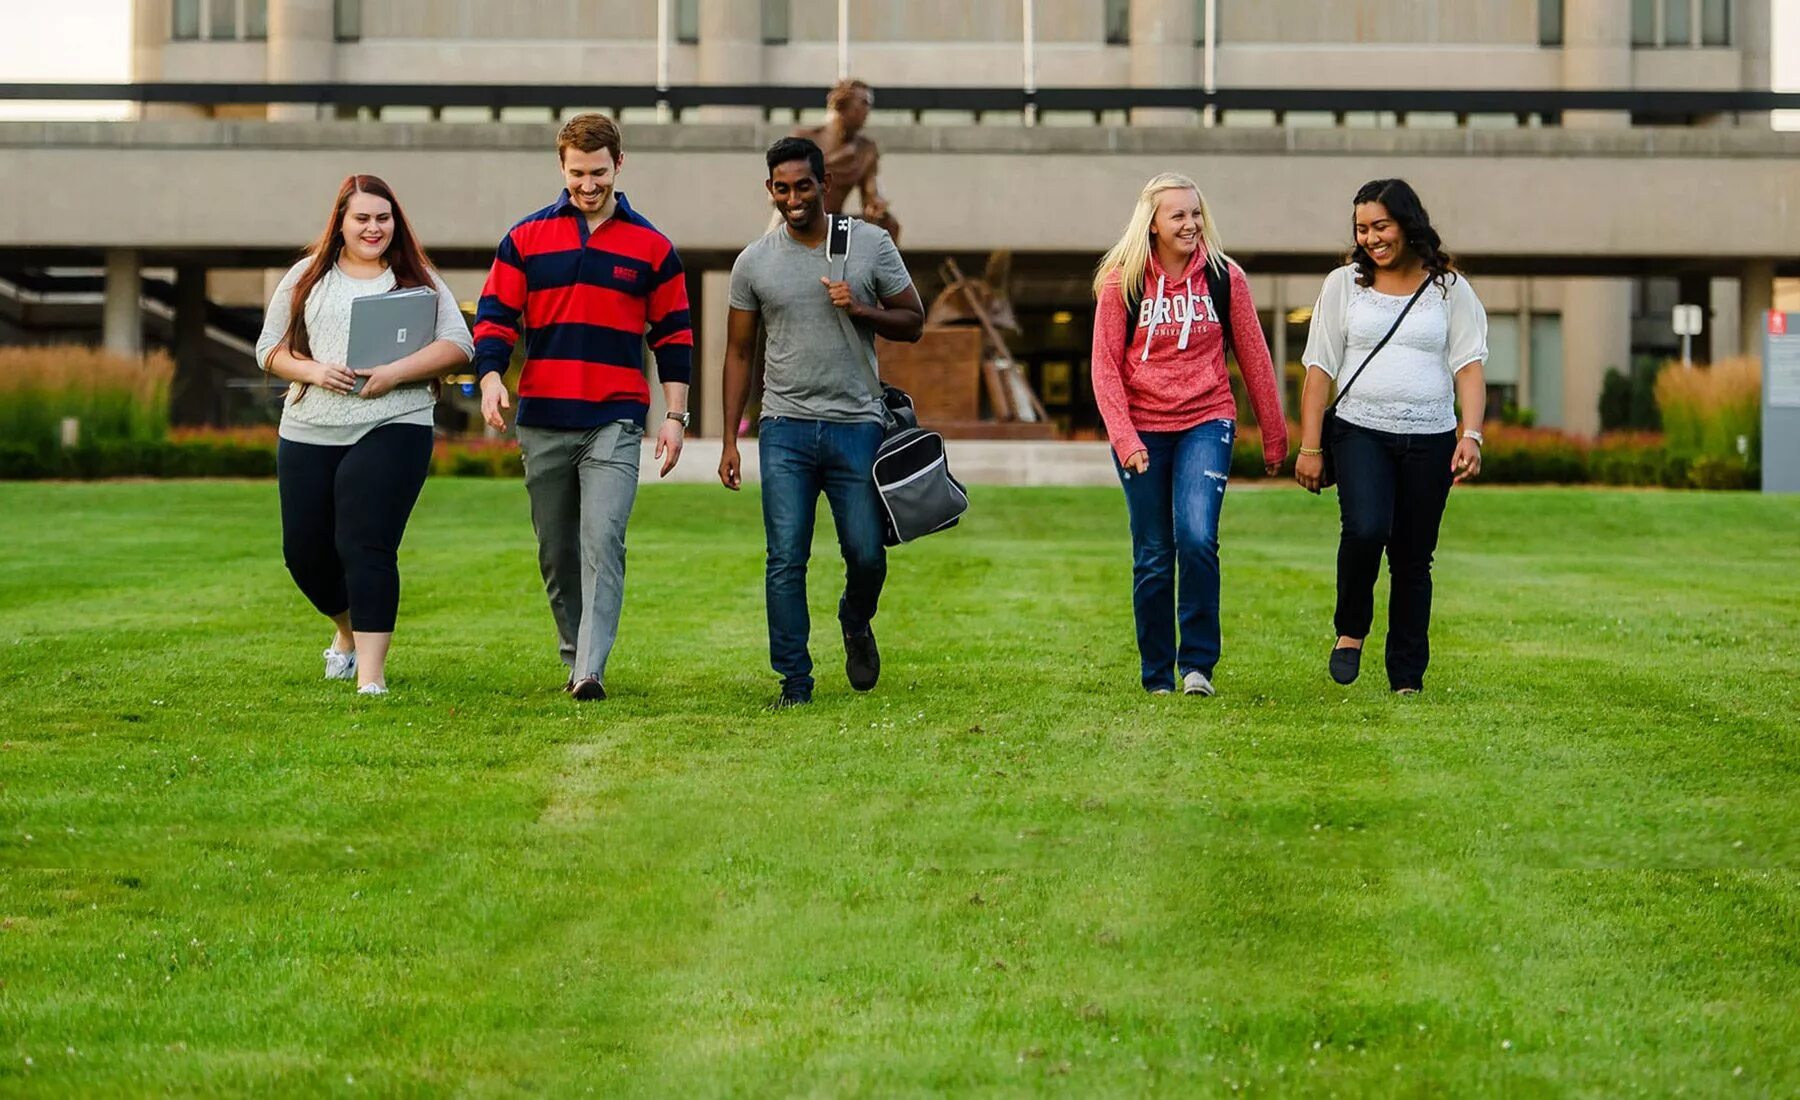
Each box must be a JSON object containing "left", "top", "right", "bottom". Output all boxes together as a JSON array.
[{"left": 719, "top": 137, "right": 924, "bottom": 710}]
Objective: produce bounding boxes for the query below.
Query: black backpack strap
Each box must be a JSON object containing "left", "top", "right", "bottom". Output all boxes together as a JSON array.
[
  {"left": 1204, "top": 259, "right": 1234, "bottom": 360},
  {"left": 1123, "top": 287, "right": 1142, "bottom": 347}
]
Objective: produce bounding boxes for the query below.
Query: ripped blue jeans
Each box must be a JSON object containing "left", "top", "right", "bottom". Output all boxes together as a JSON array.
[{"left": 1113, "top": 418, "right": 1235, "bottom": 691}]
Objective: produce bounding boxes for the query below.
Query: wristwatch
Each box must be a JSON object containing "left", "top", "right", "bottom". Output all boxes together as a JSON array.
[{"left": 666, "top": 410, "right": 691, "bottom": 429}]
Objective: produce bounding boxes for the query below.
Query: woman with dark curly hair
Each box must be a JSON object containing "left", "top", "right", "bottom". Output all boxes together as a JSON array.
[{"left": 1293, "top": 179, "right": 1488, "bottom": 694}]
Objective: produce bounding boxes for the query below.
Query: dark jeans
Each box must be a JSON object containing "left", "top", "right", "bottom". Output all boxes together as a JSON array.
[
  {"left": 1114, "top": 418, "right": 1236, "bottom": 692},
  {"left": 277, "top": 423, "right": 434, "bottom": 634},
  {"left": 759, "top": 417, "right": 888, "bottom": 695},
  {"left": 1331, "top": 418, "right": 1457, "bottom": 691}
]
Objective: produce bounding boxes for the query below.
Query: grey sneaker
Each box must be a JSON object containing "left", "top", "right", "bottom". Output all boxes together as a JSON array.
[
  {"left": 323, "top": 647, "right": 357, "bottom": 681},
  {"left": 1181, "top": 670, "right": 1216, "bottom": 696},
  {"left": 356, "top": 682, "right": 387, "bottom": 696}
]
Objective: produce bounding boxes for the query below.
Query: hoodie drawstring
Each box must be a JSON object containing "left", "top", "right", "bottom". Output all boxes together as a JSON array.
[
  {"left": 1139, "top": 273, "right": 1165, "bottom": 362},
  {"left": 1177, "top": 274, "right": 1195, "bottom": 351}
]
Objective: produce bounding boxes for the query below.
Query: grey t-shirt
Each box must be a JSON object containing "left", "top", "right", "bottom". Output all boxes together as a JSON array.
[{"left": 728, "top": 222, "right": 914, "bottom": 424}]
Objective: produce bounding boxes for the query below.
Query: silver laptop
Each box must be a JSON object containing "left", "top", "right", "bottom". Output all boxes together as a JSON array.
[{"left": 347, "top": 285, "right": 438, "bottom": 394}]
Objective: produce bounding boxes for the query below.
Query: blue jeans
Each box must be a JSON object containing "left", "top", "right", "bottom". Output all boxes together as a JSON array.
[
  {"left": 759, "top": 417, "right": 888, "bottom": 695},
  {"left": 1114, "top": 419, "right": 1236, "bottom": 691}
]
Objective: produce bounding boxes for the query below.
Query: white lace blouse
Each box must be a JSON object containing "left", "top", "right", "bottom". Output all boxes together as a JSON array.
[
  {"left": 255, "top": 260, "right": 474, "bottom": 446},
  {"left": 1301, "top": 264, "right": 1488, "bottom": 435}
]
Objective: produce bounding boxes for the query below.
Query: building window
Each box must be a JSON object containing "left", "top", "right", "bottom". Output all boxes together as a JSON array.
[
  {"left": 172, "top": 0, "right": 269, "bottom": 42},
  {"left": 172, "top": 0, "right": 201, "bottom": 40},
  {"left": 1537, "top": 0, "right": 1563, "bottom": 46},
  {"left": 208, "top": 0, "right": 237, "bottom": 39},
  {"left": 1664, "top": 0, "right": 1691, "bottom": 45},
  {"left": 676, "top": 0, "right": 699, "bottom": 44},
  {"left": 335, "top": 0, "right": 361, "bottom": 42},
  {"left": 1104, "top": 0, "right": 1130, "bottom": 45},
  {"left": 762, "top": 0, "right": 789, "bottom": 45},
  {"left": 1700, "top": 0, "right": 1729, "bottom": 44},
  {"left": 1631, "top": 0, "right": 1726, "bottom": 48}
]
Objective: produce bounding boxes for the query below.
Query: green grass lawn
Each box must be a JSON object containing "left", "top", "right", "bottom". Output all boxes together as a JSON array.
[{"left": 2, "top": 479, "right": 1798, "bottom": 1097}]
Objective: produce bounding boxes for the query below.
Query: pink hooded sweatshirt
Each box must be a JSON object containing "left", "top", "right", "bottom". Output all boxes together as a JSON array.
[{"left": 1091, "top": 248, "right": 1288, "bottom": 467}]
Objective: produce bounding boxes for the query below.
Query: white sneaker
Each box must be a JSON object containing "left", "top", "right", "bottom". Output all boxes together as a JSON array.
[
  {"left": 357, "top": 682, "right": 388, "bottom": 696},
  {"left": 1182, "top": 670, "right": 1216, "bottom": 697},
  {"left": 323, "top": 647, "right": 357, "bottom": 681}
]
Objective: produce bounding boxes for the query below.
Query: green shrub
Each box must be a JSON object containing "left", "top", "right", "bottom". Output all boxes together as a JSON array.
[
  {"left": 1655, "top": 357, "right": 1759, "bottom": 467},
  {"left": 0, "top": 345, "right": 173, "bottom": 453}
]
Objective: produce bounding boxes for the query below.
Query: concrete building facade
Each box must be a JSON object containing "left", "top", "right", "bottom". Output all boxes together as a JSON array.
[{"left": 12, "top": 0, "right": 1788, "bottom": 434}]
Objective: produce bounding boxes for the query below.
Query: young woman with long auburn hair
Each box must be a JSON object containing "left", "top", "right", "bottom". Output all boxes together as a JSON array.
[
  {"left": 254, "top": 174, "right": 473, "bottom": 695},
  {"left": 1090, "top": 172, "right": 1288, "bottom": 697}
]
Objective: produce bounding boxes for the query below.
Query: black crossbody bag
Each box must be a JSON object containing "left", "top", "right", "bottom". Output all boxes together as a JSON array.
[{"left": 1319, "top": 278, "right": 1432, "bottom": 489}]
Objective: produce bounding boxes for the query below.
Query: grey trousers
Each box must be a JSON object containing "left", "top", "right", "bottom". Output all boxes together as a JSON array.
[{"left": 517, "top": 421, "right": 643, "bottom": 683}]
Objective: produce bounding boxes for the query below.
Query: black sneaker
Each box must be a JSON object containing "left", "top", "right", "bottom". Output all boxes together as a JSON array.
[
  {"left": 844, "top": 628, "right": 880, "bottom": 692},
  {"left": 1329, "top": 645, "right": 1362, "bottom": 685},
  {"left": 768, "top": 689, "right": 812, "bottom": 711},
  {"left": 570, "top": 676, "right": 606, "bottom": 701}
]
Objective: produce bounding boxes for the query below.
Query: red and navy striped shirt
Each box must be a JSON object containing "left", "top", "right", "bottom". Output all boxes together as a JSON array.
[{"left": 474, "top": 190, "right": 693, "bottom": 430}]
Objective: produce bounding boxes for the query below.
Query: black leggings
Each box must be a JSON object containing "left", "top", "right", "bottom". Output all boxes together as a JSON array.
[
  {"left": 1332, "top": 418, "right": 1457, "bottom": 691},
  {"left": 277, "top": 424, "right": 433, "bottom": 634}
]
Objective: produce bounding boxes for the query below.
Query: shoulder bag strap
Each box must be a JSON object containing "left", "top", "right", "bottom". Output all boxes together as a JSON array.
[
  {"left": 826, "top": 216, "right": 884, "bottom": 387},
  {"left": 1329, "top": 276, "right": 1432, "bottom": 411}
]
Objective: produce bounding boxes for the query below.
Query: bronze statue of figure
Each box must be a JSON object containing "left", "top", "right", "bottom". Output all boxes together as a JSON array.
[{"left": 793, "top": 79, "right": 901, "bottom": 242}]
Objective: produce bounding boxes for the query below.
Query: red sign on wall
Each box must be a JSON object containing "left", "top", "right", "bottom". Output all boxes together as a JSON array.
[{"left": 1772, "top": 311, "right": 1789, "bottom": 336}]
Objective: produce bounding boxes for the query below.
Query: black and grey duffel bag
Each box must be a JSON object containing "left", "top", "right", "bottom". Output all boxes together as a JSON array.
[{"left": 870, "top": 385, "right": 968, "bottom": 545}]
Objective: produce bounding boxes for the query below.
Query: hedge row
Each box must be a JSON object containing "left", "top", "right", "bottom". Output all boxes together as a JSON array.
[{"left": 0, "top": 431, "right": 1759, "bottom": 490}]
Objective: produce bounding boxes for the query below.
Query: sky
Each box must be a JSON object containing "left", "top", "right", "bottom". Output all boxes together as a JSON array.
[{"left": 0, "top": 0, "right": 1794, "bottom": 125}]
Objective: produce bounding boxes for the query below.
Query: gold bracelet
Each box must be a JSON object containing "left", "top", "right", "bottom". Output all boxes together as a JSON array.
[{"left": 1299, "top": 446, "right": 1323, "bottom": 456}]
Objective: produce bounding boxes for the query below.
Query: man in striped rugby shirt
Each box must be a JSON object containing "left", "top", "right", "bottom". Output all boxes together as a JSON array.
[{"left": 474, "top": 114, "right": 693, "bottom": 702}]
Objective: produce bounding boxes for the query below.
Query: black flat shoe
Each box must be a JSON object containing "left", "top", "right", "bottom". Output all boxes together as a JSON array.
[{"left": 1329, "top": 645, "right": 1362, "bottom": 685}]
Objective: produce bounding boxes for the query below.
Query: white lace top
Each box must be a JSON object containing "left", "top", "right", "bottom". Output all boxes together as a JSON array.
[
  {"left": 1301, "top": 264, "right": 1488, "bottom": 435},
  {"left": 255, "top": 260, "right": 474, "bottom": 446}
]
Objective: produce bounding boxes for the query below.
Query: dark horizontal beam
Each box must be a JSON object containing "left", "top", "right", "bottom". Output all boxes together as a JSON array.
[{"left": 2, "top": 83, "right": 1798, "bottom": 114}]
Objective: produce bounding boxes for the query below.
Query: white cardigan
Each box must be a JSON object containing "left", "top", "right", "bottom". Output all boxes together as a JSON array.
[{"left": 1301, "top": 264, "right": 1488, "bottom": 435}]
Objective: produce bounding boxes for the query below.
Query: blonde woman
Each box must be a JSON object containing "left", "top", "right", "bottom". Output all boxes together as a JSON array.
[{"left": 1090, "top": 173, "right": 1288, "bottom": 696}]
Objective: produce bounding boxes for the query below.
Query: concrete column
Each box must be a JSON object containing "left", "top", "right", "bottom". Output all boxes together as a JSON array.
[
  {"left": 103, "top": 249, "right": 143, "bottom": 360},
  {"left": 267, "top": 0, "right": 336, "bottom": 122},
  {"left": 1560, "top": 278, "right": 1631, "bottom": 437},
  {"left": 1710, "top": 276, "right": 1742, "bottom": 361},
  {"left": 170, "top": 265, "right": 212, "bottom": 426},
  {"left": 698, "top": 269, "right": 732, "bottom": 438},
  {"left": 697, "top": 0, "right": 763, "bottom": 123},
  {"left": 1559, "top": 0, "right": 1631, "bottom": 129},
  {"left": 1738, "top": 0, "right": 1773, "bottom": 129},
  {"left": 1128, "top": 0, "right": 1197, "bottom": 127},
  {"left": 134, "top": 0, "right": 203, "bottom": 119},
  {"left": 1517, "top": 278, "right": 1533, "bottom": 410},
  {"left": 1740, "top": 260, "right": 1775, "bottom": 367}
]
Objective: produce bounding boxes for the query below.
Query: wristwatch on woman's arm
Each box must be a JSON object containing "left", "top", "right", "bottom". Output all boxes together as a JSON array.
[{"left": 1461, "top": 427, "right": 1483, "bottom": 447}]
